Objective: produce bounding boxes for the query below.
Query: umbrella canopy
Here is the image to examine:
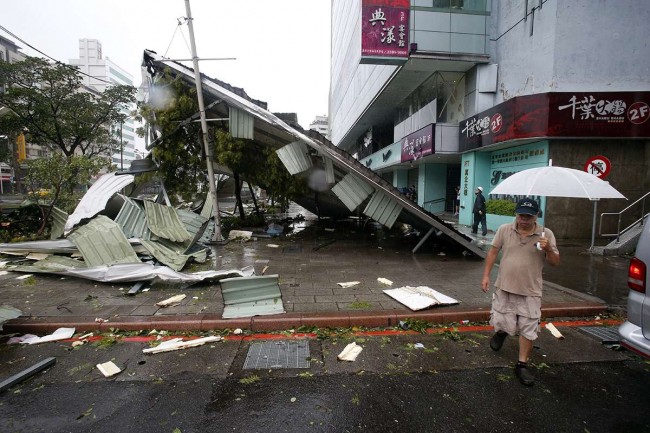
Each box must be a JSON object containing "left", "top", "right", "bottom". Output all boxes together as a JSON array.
[{"left": 489, "top": 166, "right": 626, "bottom": 200}]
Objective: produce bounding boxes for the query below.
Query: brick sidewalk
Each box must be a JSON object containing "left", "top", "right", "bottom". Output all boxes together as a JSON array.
[{"left": 0, "top": 224, "right": 607, "bottom": 334}]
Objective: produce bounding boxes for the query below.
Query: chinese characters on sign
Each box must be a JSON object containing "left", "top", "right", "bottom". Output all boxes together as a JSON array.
[
  {"left": 490, "top": 144, "right": 548, "bottom": 186},
  {"left": 461, "top": 115, "right": 491, "bottom": 139},
  {"left": 401, "top": 124, "right": 434, "bottom": 162},
  {"left": 490, "top": 148, "right": 546, "bottom": 166},
  {"left": 459, "top": 92, "right": 650, "bottom": 151},
  {"left": 463, "top": 161, "right": 470, "bottom": 197},
  {"left": 583, "top": 155, "right": 611, "bottom": 179},
  {"left": 558, "top": 95, "right": 626, "bottom": 121},
  {"left": 361, "top": 0, "right": 410, "bottom": 64}
]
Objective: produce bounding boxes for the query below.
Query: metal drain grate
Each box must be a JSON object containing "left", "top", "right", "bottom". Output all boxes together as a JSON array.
[
  {"left": 243, "top": 340, "right": 311, "bottom": 369},
  {"left": 578, "top": 326, "right": 620, "bottom": 343}
]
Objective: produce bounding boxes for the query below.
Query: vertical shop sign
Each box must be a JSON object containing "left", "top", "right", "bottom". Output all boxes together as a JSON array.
[{"left": 361, "top": 0, "right": 410, "bottom": 64}]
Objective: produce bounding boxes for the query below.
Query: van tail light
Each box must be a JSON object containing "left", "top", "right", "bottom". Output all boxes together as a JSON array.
[{"left": 628, "top": 257, "right": 646, "bottom": 293}]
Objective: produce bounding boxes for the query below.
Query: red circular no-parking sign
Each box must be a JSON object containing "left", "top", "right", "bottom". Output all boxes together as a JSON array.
[{"left": 584, "top": 155, "right": 611, "bottom": 179}]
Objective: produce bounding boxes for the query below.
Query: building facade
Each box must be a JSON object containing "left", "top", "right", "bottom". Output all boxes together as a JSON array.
[
  {"left": 0, "top": 36, "right": 51, "bottom": 193},
  {"left": 70, "top": 39, "right": 139, "bottom": 170},
  {"left": 329, "top": 0, "right": 650, "bottom": 239}
]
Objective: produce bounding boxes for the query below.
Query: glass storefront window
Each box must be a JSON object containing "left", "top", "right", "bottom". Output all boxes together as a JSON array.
[{"left": 394, "top": 71, "right": 466, "bottom": 125}]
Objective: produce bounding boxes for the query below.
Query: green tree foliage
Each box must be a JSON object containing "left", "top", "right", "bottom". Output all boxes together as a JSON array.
[
  {"left": 141, "top": 72, "right": 307, "bottom": 212},
  {"left": 486, "top": 199, "right": 517, "bottom": 216},
  {"left": 0, "top": 56, "right": 136, "bottom": 157},
  {"left": 25, "top": 153, "right": 110, "bottom": 235},
  {"left": 213, "top": 129, "right": 308, "bottom": 216},
  {"left": 258, "top": 146, "right": 308, "bottom": 212},
  {"left": 139, "top": 74, "right": 206, "bottom": 202}
]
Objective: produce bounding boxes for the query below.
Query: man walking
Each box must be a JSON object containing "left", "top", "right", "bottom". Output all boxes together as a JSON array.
[
  {"left": 472, "top": 186, "right": 487, "bottom": 235},
  {"left": 480, "top": 197, "right": 560, "bottom": 386}
]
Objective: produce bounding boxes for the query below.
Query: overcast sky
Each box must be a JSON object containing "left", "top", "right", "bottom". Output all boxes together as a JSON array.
[{"left": 1, "top": 0, "right": 331, "bottom": 129}]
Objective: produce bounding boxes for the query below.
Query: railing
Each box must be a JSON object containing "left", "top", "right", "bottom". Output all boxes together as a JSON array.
[{"left": 600, "top": 191, "right": 650, "bottom": 243}]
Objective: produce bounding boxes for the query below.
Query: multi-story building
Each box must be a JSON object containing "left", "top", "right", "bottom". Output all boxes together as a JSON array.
[
  {"left": 329, "top": 0, "right": 650, "bottom": 239},
  {"left": 70, "top": 38, "right": 139, "bottom": 170},
  {"left": 0, "top": 35, "right": 25, "bottom": 66},
  {"left": 309, "top": 115, "right": 330, "bottom": 140},
  {"left": 0, "top": 35, "right": 51, "bottom": 193}
]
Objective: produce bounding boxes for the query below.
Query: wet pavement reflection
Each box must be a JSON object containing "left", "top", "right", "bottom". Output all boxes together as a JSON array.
[
  {"left": 542, "top": 243, "right": 630, "bottom": 307},
  {"left": 220, "top": 200, "right": 632, "bottom": 308}
]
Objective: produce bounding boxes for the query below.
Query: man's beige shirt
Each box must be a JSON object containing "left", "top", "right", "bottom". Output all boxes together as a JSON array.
[{"left": 492, "top": 221, "right": 559, "bottom": 297}]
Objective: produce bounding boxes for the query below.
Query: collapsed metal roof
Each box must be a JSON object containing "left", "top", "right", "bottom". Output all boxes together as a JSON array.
[{"left": 142, "top": 50, "right": 486, "bottom": 258}]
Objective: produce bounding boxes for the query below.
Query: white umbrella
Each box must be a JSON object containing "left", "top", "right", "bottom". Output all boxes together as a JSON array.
[
  {"left": 489, "top": 166, "right": 626, "bottom": 200},
  {"left": 489, "top": 165, "right": 626, "bottom": 251}
]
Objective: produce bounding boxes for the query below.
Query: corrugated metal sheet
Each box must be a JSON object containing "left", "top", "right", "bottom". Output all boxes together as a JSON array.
[
  {"left": 11, "top": 262, "right": 250, "bottom": 284},
  {"left": 49, "top": 206, "right": 68, "bottom": 240},
  {"left": 324, "top": 157, "right": 335, "bottom": 184},
  {"left": 363, "top": 191, "right": 403, "bottom": 229},
  {"left": 139, "top": 239, "right": 208, "bottom": 271},
  {"left": 143, "top": 200, "right": 191, "bottom": 242},
  {"left": 13, "top": 255, "right": 87, "bottom": 272},
  {"left": 64, "top": 172, "right": 134, "bottom": 232},
  {"left": 200, "top": 193, "right": 214, "bottom": 219},
  {"left": 229, "top": 106, "right": 254, "bottom": 139},
  {"left": 0, "top": 239, "right": 78, "bottom": 254},
  {"left": 67, "top": 215, "right": 141, "bottom": 266},
  {"left": 220, "top": 274, "right": 285, "bottom": 319},
  {"left": 276, "top": 141, "right": 312, "bottom": 175},
  {"left": 177, "top": 209, "right": 209, "bottom": 245},
  {"left": 199, "top": 220, "right": 216, "bottom": 244},
  {"left": 331, "top": 173, "right": 375, "bottom": 211},
  {"left": 114, "top": 195, "right": 151, "bottom": 240}
]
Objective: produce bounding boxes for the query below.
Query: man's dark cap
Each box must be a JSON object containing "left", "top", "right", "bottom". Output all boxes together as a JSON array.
[{"left": 515, "top": 198, "right": 539, "bottom": 215}]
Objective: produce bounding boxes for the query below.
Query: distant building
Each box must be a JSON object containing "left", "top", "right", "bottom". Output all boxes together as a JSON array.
[
  {"left": 0, "top": 36, "right": 51, "bottom": 193},
  {"left": 0, "top": 35, "right": 25, "bottom": 65},
  {"left": 309, "top": 115, "right": 329, "bottom": 140},
  {"left": 70, "top": 39, "right": 140, "bottom": 170}
]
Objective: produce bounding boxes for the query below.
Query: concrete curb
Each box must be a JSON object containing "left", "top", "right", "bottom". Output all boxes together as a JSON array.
[{"left": 2, "top": 302, "right": 608, "bottom": 334}]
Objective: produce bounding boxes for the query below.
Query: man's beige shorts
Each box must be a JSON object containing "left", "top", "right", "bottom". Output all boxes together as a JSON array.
[{"left": 489, "top": 288, "right": 541, "bottom": 340}]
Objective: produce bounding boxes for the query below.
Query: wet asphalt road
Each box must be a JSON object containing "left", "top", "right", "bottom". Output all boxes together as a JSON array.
[{"left": 1, "top": 327, "right": 648, "bottom": 433}]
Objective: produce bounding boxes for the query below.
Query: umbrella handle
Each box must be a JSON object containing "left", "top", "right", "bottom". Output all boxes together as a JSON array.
[{"left": 536, "top": 229, "right": 545, "bottom": 251}]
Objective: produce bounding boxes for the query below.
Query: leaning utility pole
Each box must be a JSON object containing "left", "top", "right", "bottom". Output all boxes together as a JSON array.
[{"left": 184, "top": 0, "right": 223, "bottom": 242}]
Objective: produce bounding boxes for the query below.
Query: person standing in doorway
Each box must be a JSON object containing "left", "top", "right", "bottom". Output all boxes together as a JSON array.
[
  {"left": 480, "top": 197, "right": 560, "bottom": 386},
  {"left": 454, "top": 186, "right": 460, "bottom": 215},
  {"left": 472, "top": 186, "right": 487, "bottom": 235}
]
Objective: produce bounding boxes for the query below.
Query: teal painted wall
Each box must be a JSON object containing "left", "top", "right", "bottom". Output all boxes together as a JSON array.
[
  {"left": 459, "top": 152, "right": 488, "bottom": 225},
  {"left": 420, "top": 163, "right": 446, "bottom": 213}
]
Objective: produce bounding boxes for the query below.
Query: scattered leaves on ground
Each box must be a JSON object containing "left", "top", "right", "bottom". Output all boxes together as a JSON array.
[{"left": 239, "top": 375, "right": 261, "bottom": 385}]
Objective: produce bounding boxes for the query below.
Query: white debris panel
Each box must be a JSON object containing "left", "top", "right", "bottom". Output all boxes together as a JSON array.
[
  {"left": 383, "top": 286, "right": 459, "bottom": 311},
  {"left": 64, "top": 172, "right": 134, "bottom": 233}
]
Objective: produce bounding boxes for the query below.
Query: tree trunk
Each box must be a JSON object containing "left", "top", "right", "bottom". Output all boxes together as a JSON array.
[
  {"left": 37, "top": 204, "right": 53, "bottom": 237},
  {"left": 248, "top": 182, "right": 261, "bottom": 217},
  {"left": 234, "top": 173, "right": 245, "bottom": 219}
]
